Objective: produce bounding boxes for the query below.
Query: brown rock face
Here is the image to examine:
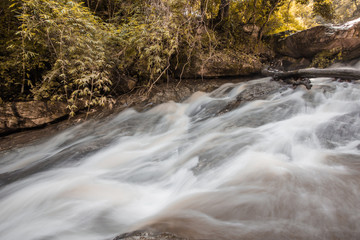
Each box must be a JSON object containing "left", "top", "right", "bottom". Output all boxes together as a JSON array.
[
  {"left": 0, "top": 101, "right": 67, "bottom": 135},
  {"left": 196, "top": 51, "right": 262, "bottom": 77},
  {"left": 177, "top": 50, "right": 264, "bottom": 79},
  {"left": 276, "top": 18, "right": 360, "bottom": 60}
]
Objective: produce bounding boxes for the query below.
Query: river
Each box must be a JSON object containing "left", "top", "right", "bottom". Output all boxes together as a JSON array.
[{"left": 1, "top": 77, "right": 360, "bottom": 240}]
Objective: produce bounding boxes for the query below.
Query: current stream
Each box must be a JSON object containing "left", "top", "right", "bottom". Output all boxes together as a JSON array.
[{"left": 1, "top": 76, "right": 360, "bottom": 240}]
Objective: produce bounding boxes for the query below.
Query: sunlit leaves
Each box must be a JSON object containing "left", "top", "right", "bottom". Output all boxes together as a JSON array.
[
  {"left": 2, "top": 0, "right": 358, "bottom": 113},
  {"left": 15, "top": 0, "right": 113, "bottom": 115},
  {"left": 313, "top": 0, "right": 335, "bottom": 20}
]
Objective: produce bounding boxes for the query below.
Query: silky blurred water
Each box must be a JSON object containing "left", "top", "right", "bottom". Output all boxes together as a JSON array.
[{"left": 1, "top": 77, "right": 360, "bottom": 240}]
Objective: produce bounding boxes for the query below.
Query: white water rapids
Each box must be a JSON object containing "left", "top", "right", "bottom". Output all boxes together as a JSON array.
[{"left": 1, "top": 77, "right": 360, "bottom": 240}]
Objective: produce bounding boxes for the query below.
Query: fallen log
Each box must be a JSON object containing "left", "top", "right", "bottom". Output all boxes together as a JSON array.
[{"left": 262, "top": 67, "right": 360, "bottom": 80}]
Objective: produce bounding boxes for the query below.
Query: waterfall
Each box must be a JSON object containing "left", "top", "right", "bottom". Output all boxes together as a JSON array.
[{"left": 1, "top": 77, "right": 360, "bottom": 240}]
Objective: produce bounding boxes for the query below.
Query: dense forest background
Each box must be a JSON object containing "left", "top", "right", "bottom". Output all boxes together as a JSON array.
[{"left": 1, "top": 0, "right": 359, "bottom": 114}]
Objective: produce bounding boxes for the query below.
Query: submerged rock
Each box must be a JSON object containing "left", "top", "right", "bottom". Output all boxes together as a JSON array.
[
  {"left": 114, "top": 230, "right": 188, "bottom": 240},
  {"left": 217, "top": 79, "right": 285, "bottom": 115}
]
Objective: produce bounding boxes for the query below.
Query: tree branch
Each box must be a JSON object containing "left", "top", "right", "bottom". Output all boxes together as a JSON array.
[{"left": 262, "top": 66, "right": 360, "bottom": 80}]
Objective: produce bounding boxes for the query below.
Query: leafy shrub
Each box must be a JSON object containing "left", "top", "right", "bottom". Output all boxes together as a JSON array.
[{"left": 8, "top": 0, "right": 113, "bottom": 115}]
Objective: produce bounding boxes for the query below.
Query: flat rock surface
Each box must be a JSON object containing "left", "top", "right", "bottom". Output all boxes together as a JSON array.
[{"left": 0, "top": 101, "right": 68, "bottom": 136}]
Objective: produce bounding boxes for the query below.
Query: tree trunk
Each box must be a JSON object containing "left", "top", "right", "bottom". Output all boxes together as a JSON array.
[
  {"left": 200, "top": 0, "right": 208, "bottom": 22},
  {"left": 200, "top": 0, "right": 206, "bottom": 15},
  {"left": 262, "top": 66, "right": 360, "bottom": 80},
  {"left": 214, "top": 0, "right": 230, "bottom": 23},
  {"left": 258, "top": 0, "right": 280, "bottom": 40}
]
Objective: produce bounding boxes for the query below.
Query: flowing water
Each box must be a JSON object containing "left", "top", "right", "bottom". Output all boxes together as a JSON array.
[{"left": 1, "top": 77, "right": 360, "bottom": 240}]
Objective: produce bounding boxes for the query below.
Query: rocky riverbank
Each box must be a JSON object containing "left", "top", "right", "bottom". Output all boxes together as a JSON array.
[
  {"left": 3, "top": 17, "right": 360, "bottom": 140},
  {"left": 0, "top": 77, "right": 255, "bottom": 151}
]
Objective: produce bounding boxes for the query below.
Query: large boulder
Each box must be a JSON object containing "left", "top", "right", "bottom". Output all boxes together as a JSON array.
[
  {"left": 195, "top": 51, "right": 263, "bottom": 77},
  {"left": 177, "top": 50, "right": 264, "bottom": 79},
  {"left": 0, "top": 101, "right": 68, "bottom": 135},
  {"left": 276, "top": 18, "right": 360, "bottom": 60}
]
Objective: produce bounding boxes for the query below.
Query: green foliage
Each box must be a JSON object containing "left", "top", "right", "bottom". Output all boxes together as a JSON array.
[
  {"left": 265, "top": 1, "right": 307, "bottom": 34},
  {"left": 332, "top": 0, "right": 360, "bottom": 23},
  {"left": 0, "top": 0, "right": 44, "bottom": 101},
  {"left": 81, "top": 0, "right": 144, "bottom": 24},
  {"left": 8, "top": 0, "right": 113, "bottom": 115},
  {"left": 311, "top": 49, "right": 342, "bottom": 68},
  {"left": 0, "top": 0, "right": 358, "bottom": 116},
  {"left": 313, "top": 0, "right": 335, "bottom": 20},
  {"left": 115, "top": 0, "right": 203, "bottom": 90}
]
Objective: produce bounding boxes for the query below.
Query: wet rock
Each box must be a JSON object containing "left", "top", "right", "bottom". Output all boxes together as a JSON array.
[
  {"left": 0, "top": 77, "right": 253, "bottom": 144},
  {"left": 127, "top": 78, "right": 252, "bottom": 112},
  {"left": 281, "top": 77, "right": 312, "bottom": 90},
  {"left": 114, "top": 230, "right": 188, "bottom": 240},
  {"left": 0, "top": 101, "right": 67, "bottom": 135},
  {"left": 218, "top": 80, "right": 284, "bottom": 115},
  {"left": 276, "top": 18, "right": 360, "bottom": 60},
  {"left": 316, "top": 111, "right": 360, "bottom": 149}
]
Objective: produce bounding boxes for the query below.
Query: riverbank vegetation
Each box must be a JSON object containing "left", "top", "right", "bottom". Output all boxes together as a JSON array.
[{"left": 1, "top": 0, "right": 359, "bottom": 114}]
